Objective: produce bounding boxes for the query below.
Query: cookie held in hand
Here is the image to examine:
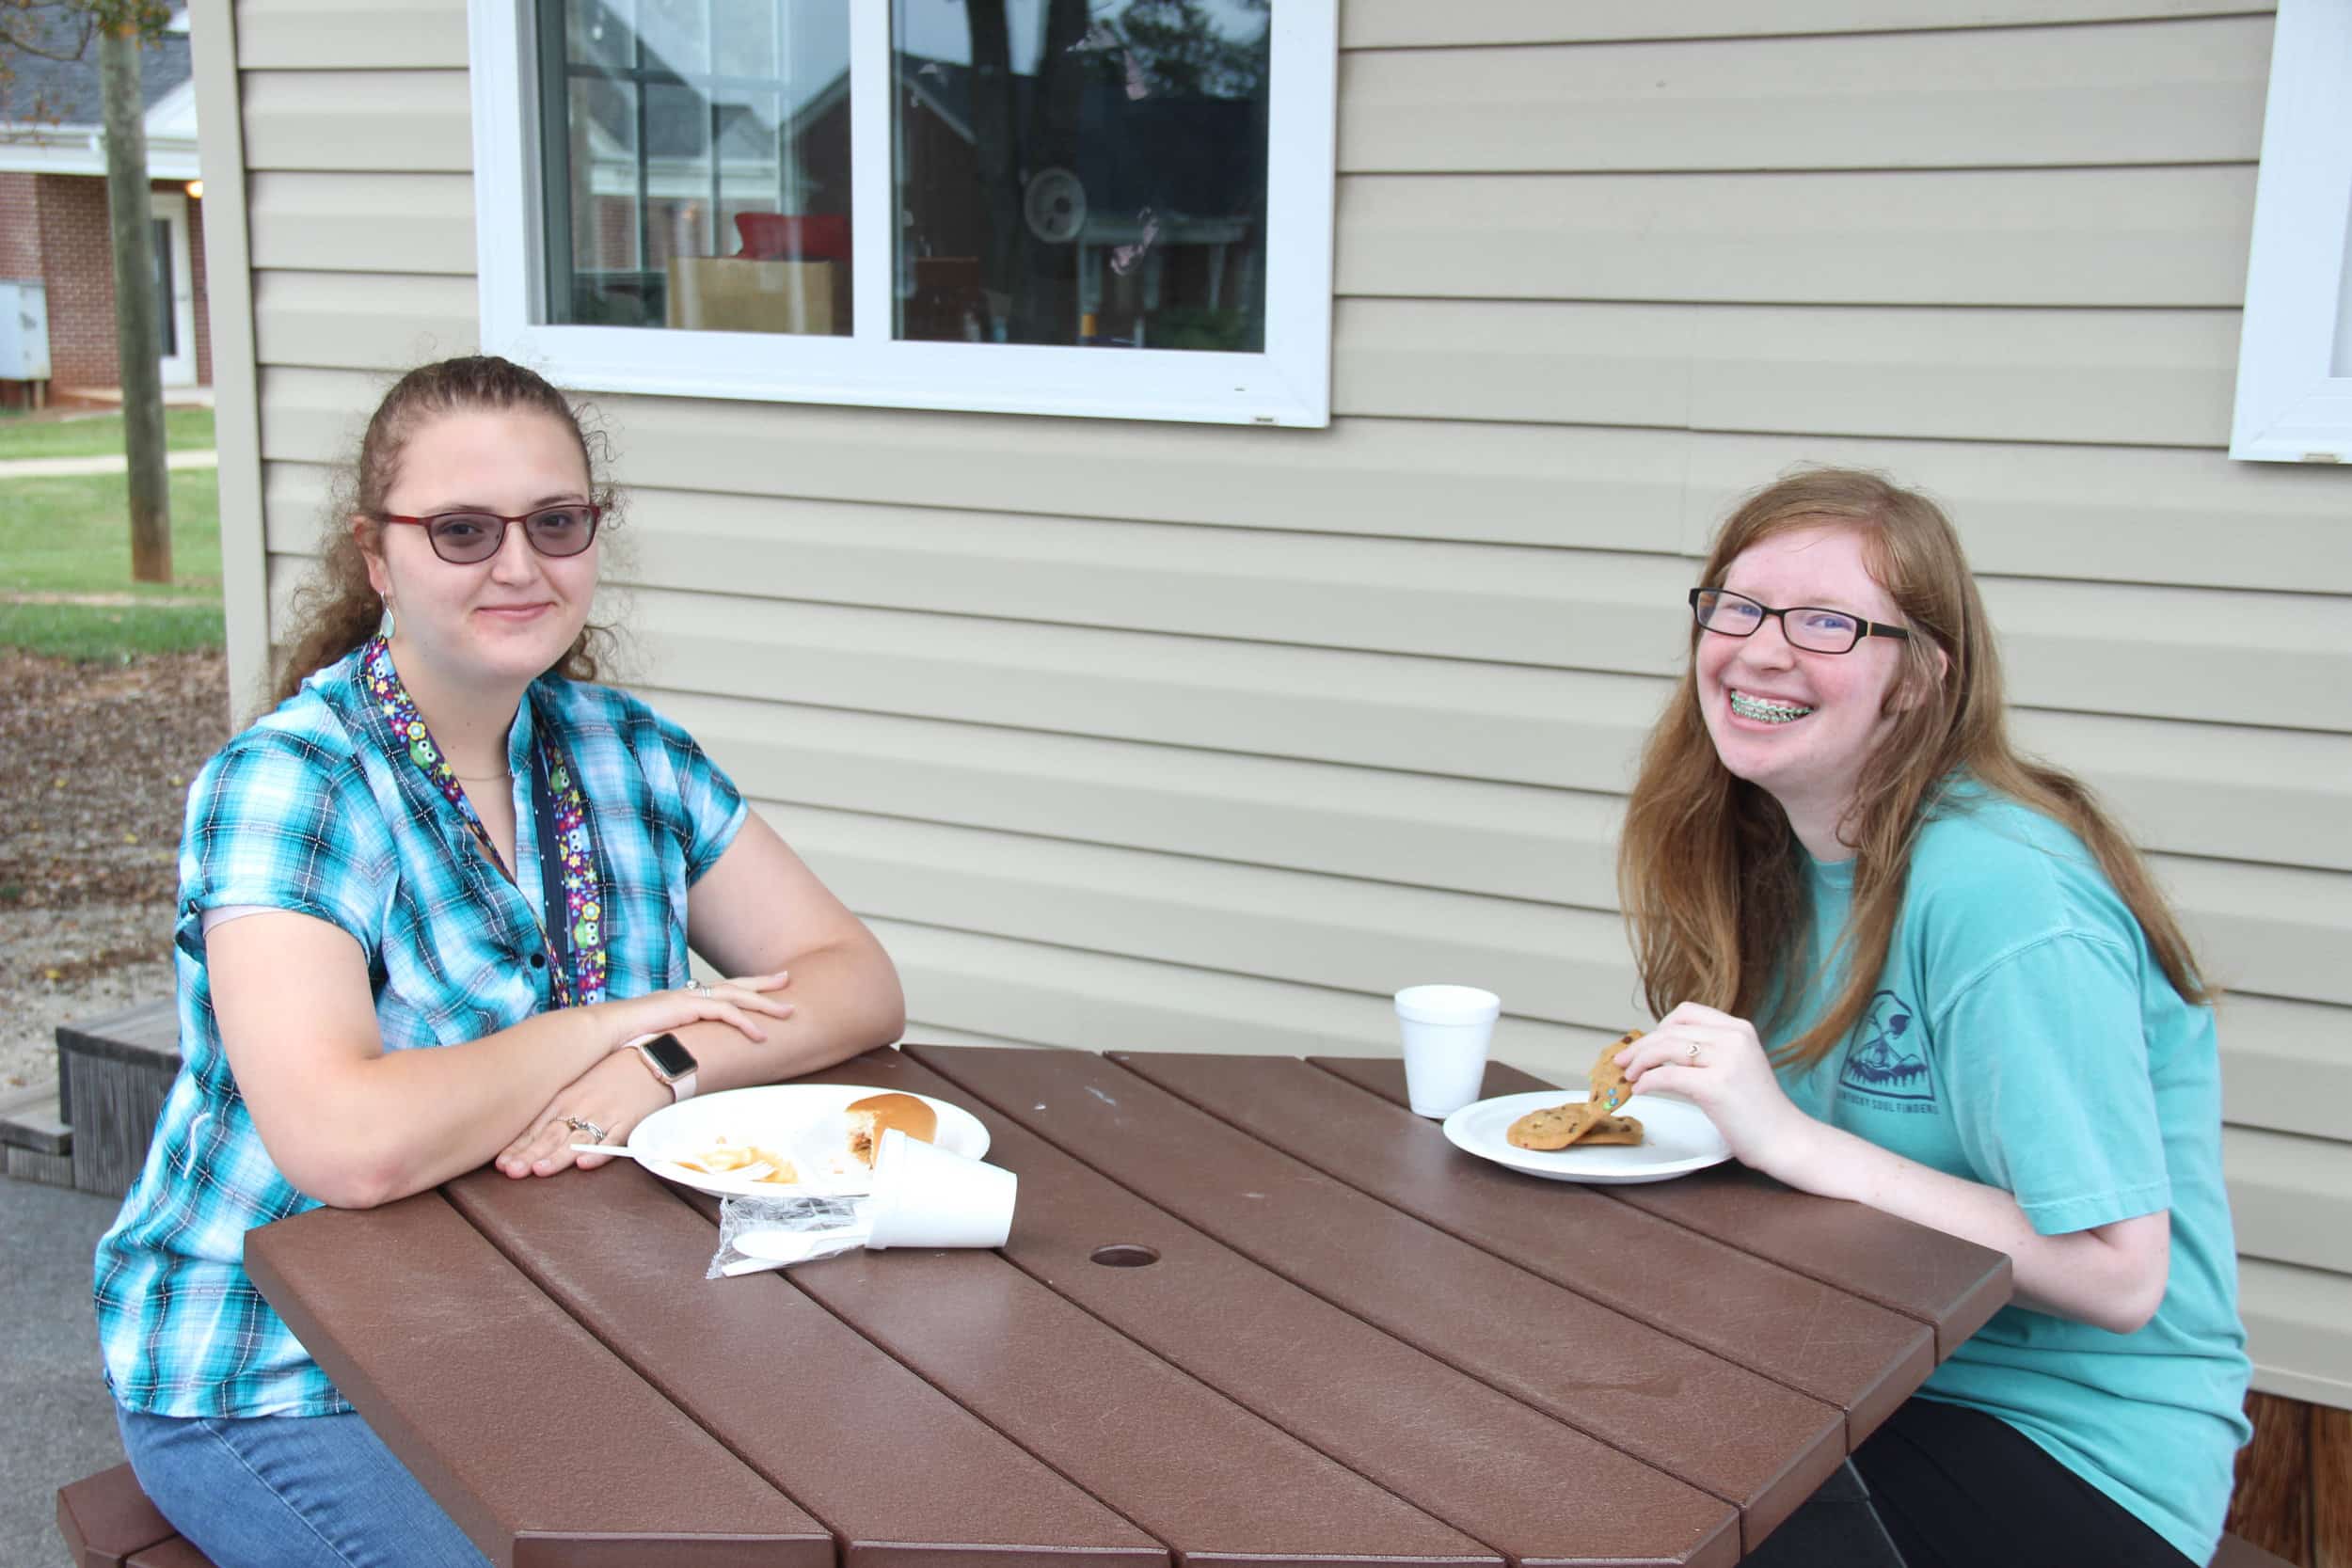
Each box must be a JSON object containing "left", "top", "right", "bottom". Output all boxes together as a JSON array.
[
  {"left": 1500, "top": 1026, "right": 1652, "bottom": 1154},
  {"left": 1587, "top": 1029, "right": 1643, "bottom": 1117}
]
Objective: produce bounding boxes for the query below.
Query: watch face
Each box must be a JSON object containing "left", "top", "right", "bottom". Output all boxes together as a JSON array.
[{"left": 644, "top": 1032, "right": 697, "bottom": 1078}]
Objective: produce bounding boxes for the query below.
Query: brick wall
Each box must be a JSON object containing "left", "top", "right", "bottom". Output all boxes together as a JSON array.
[
  {"left": 36, "top": 174, "right": 113, "bottom": 388},
  {"left": 0, "top": 172, "right": 42, "bottom": 277},
  {"left": 32, "top": 172, "right": 214, "bottom": 391}
]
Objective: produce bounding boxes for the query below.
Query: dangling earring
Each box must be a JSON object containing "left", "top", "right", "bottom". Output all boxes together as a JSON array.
[{"left": 377, "top": 595, "right": 396, "bottom": 641}]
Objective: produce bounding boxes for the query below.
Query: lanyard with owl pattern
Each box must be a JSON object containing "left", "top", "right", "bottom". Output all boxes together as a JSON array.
[{"left": 363, "top": 635, "right": 609, "bottom": 1007}]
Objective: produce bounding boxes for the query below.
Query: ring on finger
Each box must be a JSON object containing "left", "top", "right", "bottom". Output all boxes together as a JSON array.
[
  {"left": 1686, "top": 1041, "right": 1702, "bottom": 1066},
  {"left": 685, "top": 978, "right": 712, "bottom": 998},
  {"left": 563, "top": 1115, "right": 608, "bottom": 1146}
]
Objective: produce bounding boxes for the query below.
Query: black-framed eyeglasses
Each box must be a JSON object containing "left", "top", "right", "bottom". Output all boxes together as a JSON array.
[
  {"left": 1689, "top": 587, "right": 1912, "bottom": 655},
  {"left": 379, "top": 504, "right": 602, "bottom": 565}
]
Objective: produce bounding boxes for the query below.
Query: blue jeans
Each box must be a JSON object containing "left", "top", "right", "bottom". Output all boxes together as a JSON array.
[{"left": 116, "top": 1406, "right": 489, "bottom": 1568}]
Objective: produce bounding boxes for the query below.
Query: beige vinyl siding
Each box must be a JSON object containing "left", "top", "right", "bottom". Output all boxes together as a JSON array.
[
  {"left": 254, "top": 369, "right": 2352, "bottom": 590},
  {"left": 246, "top": 173, "right": 475, "bottom": 274},
  {"left": 1341, "top": 166, "right": 2259, "bottom": 307},
  {"left": 1341, "top": 3, "right": 2276, "bottom": 49},
  {"left": 1338, "top": 21, "right": 2272, "bottom": 171},
  {"left": 238, "top": 71, "right": 474, "bottom": 171},
  {"left": 219, "top": 0, "right": 2351, "bottom": 1404},
  {"left": 231, "top": 0, "right": 468, "bottom": 69}
]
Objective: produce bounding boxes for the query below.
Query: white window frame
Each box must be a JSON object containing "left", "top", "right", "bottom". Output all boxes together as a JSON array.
[
  {"left": 2231, "top": 0, "right": 2352, "bottom": 463},
  {"left": 150, "top": 190, "right": 198, "bottom": 388},
  {"left": 468, "top": 0, "right": 1336, "bottom": 427}
]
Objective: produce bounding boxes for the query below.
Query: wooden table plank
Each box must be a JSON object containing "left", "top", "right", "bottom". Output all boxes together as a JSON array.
[
  {"left": 245, "top": 1193, "right": 830, "bottom": 1568},
  {"left": 1312, "top": 1059, "right": 2013, "bottom": 1359},
  {"left": 781, "top": 1051, "right": 1505, "bottom": 1568},
  {"left": 907, "top": 1046, "right": 1846, "bottom": 1555},
  {"left": 1114, "top": 1051, "right": 1934, "bottom": 1447},
  {"left": 439, "top": 1162, "right": 1166, "bottom": 1568},
  {"left": 803, "top": 1050, "right": 1738, "bottom": 1568}
]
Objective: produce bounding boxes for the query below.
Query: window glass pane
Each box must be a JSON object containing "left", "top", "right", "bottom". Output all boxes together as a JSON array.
[
  {"left": 541, "top": 0, "right": 852, "bottom": 336},
  {"left": 151, "top": 217, "right": 177, "bottom": 357},
  {"left": 566, "top": 0, "right": 631, "bottom": 71},
  {"left": 892, "top": 0, "right": 1270, "bottom": 351}
]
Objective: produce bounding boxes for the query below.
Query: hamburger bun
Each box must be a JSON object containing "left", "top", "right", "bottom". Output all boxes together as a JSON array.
[{"left": 845, "top": 1092, "right": 939, "bottom": 1166}]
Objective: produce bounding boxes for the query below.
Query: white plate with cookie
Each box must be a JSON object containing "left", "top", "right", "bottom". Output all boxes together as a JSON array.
[{"left": 1441, "top": 1089, "right": 1732, "bottom": 1184}]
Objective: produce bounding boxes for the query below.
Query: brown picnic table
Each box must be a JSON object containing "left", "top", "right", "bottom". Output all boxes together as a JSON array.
[{"left": 242, "top": 1045, "right": 2010, "bottom": 1568}]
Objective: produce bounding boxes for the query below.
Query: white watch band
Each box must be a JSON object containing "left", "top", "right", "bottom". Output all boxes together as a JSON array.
[{"left": 628, "top": 1037, "right": 697, "bottom": 1102}]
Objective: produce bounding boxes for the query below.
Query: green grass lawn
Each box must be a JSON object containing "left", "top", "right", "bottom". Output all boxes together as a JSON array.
[
  {"left": 0, "top": 407, "right": 215, "bottom": 461},
  {"left": 0, "top": 467, "right": 226, "bottom": 659}
]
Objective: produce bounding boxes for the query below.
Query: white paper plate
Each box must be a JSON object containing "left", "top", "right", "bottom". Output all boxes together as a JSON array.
[
  {"left": 1441, "top": 1089, "right": 1732, "bottom": 1185},
  {"left": 628, "top": 1084, "right": 989, "bottom": 1199}
]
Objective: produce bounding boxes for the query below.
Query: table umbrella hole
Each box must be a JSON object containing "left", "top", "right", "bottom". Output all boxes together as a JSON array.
[{"left": 1089, "top": 1243, "right": 1161, "bottom": 1268}]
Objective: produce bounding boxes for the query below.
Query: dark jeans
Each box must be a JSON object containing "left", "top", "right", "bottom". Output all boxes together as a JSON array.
[{"left": 1748, "top": 1397, "right": 2198, "bottom": 1568}]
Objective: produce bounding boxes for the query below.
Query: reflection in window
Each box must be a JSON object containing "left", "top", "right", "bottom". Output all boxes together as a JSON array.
[
  {"left": 538, "top": 0, "right": 852, "bottom": 336},
  {"left": 151, "top": 218, "right": 177, "bottom": 357},
  {"left": 893, "top": 0, "right": 1270, "bottom": 351}
]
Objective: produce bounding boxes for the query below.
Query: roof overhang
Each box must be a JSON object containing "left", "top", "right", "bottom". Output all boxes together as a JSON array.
[{"left": 0, "top": 76, "right": 203, "bottom": 180}]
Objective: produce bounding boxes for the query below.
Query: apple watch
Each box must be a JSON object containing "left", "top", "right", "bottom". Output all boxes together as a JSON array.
[{"left": 630, "top": 1031, "right": 699, "bottom": 1102}]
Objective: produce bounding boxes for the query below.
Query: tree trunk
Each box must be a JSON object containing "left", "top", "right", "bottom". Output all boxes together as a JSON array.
[{"left": 100, "top": 22, "right": 171, "bottom": 585}]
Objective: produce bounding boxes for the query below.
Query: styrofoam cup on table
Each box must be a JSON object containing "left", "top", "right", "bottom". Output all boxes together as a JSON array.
[
  {"left": 865, "top": 1127, "right": 1019, "bottom": 1249},
  {"left": 1394, "top": 984, "right": 1502, "bottom": 1117}
]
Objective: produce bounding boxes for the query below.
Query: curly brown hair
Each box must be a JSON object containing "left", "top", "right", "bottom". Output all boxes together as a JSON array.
[
  {"left": 1615, "top": 467, "right": 2206, "bottom": 1069},
  {"left": 270, "top": 356, "right": 623, "bottom": 705}
]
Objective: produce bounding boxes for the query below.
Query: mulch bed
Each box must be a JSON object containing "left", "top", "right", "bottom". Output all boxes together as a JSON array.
[{"left": 0, "top": 650, "right": 232, "bottom": 1087}]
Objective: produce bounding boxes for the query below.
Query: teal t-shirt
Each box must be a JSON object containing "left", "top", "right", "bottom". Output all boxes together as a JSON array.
[{"left": 1772, "top": 783, "right": 2250, "bottom": 1563}]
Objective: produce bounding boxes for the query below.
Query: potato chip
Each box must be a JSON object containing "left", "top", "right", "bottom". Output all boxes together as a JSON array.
[{"left": 676, "top": 1136, "right": 798, "bottom": 1184}]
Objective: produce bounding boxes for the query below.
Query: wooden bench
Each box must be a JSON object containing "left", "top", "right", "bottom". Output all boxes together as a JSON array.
[
  {"left": 55, "top": 1464, "right": 215, "bottom": 1568},
  {"left": 0, "top": 1075, "right": 72, "bottom": 1187},
  {"left": 56, "top": 999, "right": 182, "bottom": 1198},
  {"left": 2212, "top": 1533, "right": 2298, "bottom": 1568}
]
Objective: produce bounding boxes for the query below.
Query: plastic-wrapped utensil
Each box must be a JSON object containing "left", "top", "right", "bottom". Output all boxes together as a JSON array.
[
  {"left": 709, "top": 1192, "right": 869, "bottom": 1277},
  {"left": 706, "top": 1130, "right": 1021, "bottom": 1277}
]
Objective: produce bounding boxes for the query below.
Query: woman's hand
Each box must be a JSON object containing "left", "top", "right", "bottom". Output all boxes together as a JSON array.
[
  {"left": 495, "top": 971, "right": 794, "bottom": 1180},
  {"left": 1618, "top": 1002, "right": 1816, "bottom": 1175},
  {"left": 595, "top": 970, "right": 796, "bottom": 1048},
  {"left": 498, "top": 1049, "right": 672, "bottom": 1177}
]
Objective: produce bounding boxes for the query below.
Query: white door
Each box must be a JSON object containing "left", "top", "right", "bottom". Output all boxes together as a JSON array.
[{"left": 148, "top": 191, "right": 196, "bottom": 387}]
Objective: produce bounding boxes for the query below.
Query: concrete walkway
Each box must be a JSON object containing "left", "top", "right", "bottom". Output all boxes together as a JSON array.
[
  {"left": 0, "top": 1179, "right": 126, "bottom": 1567},
  {"left": 0, "top": 451, "right": 219, "bottom": 479}
]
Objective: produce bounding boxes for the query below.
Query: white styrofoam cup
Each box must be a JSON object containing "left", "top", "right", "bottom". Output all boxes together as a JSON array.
[
  {"left": 865, "top": 1128, "right": 1019, "bottom": 1249},
  {"left": 1393, "top": 984, "right": 1502, "bottom": 1117}
]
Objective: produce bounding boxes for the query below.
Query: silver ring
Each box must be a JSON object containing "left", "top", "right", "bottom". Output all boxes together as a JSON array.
[
  {"left": 686, "top": 979, "right": 712, "bottom": 998},
  {"left": 564, "top": 1116, "right": 607, "bottom": 1145},
  {"left": 1687, "top": 1042, "right": 1702, "bottom": 1065}
]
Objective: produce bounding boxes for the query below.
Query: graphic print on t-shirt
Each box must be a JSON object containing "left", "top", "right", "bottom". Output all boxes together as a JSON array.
[{"left": 1836, "top": 989, "right": 1937, "bottom": 1108}]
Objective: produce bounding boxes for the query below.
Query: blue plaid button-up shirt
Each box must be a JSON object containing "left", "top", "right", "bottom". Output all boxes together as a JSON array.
[{"left": 94, "top": 645, "right": 747, "bottom": 1418}]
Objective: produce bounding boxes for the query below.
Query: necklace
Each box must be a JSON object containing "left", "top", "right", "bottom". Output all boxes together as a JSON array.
[
  {"left": 451, "top": 768, "right": 512, "bottom": 784},
  {"left": 362, "top": 635, "right": 610, "bottom": 1009}
]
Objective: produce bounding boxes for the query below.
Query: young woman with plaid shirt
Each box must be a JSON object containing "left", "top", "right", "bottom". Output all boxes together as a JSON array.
[{"left": 95, "top": 356, "right": 906, "bottom": 1567}]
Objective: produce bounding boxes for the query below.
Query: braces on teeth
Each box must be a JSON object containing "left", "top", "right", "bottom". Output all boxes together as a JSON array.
[{"left": 1731, "top": 692, "right": 1814, "bottom": 722}]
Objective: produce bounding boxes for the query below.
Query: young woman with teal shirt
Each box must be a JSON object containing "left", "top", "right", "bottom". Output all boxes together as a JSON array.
[{"left": 1613, "top": 469, "right": 2250, "bottom": 1567}]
